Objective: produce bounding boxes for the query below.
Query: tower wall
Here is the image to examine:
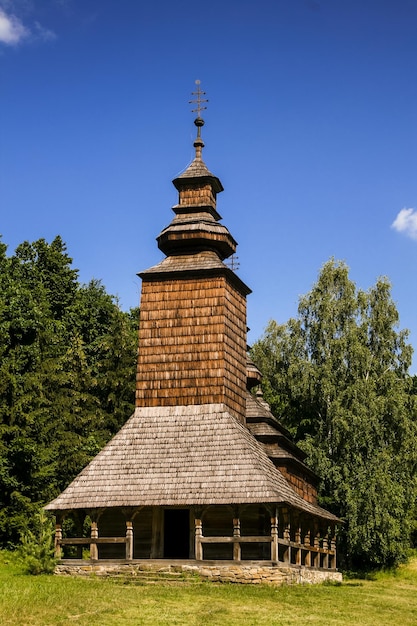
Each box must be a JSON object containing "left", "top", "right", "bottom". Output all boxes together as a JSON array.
[{"left": 136, "top": 274, "right": 247, "bottom": 422}]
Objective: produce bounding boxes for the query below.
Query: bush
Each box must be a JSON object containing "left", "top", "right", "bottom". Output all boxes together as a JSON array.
[{"left": 18, "top": 510, "right": 57, "bottom": 575}]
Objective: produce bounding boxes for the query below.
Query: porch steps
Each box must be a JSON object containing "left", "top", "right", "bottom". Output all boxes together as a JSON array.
[{"left": 109, "top": 571, "right": 204, "bottom": 585}]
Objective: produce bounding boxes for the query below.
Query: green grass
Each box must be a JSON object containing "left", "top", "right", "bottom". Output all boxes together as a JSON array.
[{"left": 1, "top": 551, "right": 417, "bottom": 626}]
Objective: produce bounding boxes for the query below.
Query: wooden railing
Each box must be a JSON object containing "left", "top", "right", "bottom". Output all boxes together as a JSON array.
[
  {"left": 195, "top": 535, "right": 335, "bottom": 568},
  {"left": 194, "top": 518, "right": 336, "bottom": 569},
  {"left": 55, "top": 518, "right": 336, "bottom": 569},
  {"left": 55, "top": 521, "right": 134, "bottom": 560},
  {"left": 57, "top": 537, "right": 132, "bottom": 560},
  {"left": 278, "top": 537, "right": 336, "bottom": 568},
  {"left": 198, "top": 535, "right": 272, "bottom": 563}
]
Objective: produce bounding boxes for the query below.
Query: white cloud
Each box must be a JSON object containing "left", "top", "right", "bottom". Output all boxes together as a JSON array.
[
  {"left": 0, "top": 7, "right": 29, "bottom": 44},
  {"left": 34, "top": 20, "right": 56, "bottom": 42},
  {"left": 392, "top": 208, "right": 417, "bottom": 241}
]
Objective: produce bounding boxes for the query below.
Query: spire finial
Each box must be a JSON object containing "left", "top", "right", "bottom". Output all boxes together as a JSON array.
[{"left": 189, "top": 79, "right": 208, "bottom": 140}]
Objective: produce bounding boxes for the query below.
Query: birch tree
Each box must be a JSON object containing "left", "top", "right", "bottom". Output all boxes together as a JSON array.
[{"left": 251, "top": 259, "right": 417, "bottom": 569}]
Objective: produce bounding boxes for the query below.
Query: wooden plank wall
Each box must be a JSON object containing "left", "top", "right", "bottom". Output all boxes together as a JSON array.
[
  {"left": 136, "top": 275, "right": 247, "bottom": 422},
  {"left": 98, "top": 509, "right": 126, "bottom": 559},
  {"left": 278, "top": 466, "right": 318, "bottom": 504},
  {"left": 178, "top": 184, "right": 216, "bottom": 208}
]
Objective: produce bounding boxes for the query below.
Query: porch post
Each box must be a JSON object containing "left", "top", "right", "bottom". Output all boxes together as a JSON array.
[
  {"left": 270, "top": 509, "right": 279, "bottom": 562},
  {"left": 90, "top": 521, "right": 99, "bottom": 561},
  {"left": 282, "top": 508, "right": 291, "bottom": 564},
  {"left": 195, "top": 518, "right": 203, "bottom": 561},
  {"left": 323, "top": 527, "right": 330, "bottom": 569},
  {"left": 313, "top": 523, "right": 320, "bottom": 568},
  {"left": 303, "top": 524, "right": 311, "bottom": 567},
  {"left": 294, "top": 514, "right": 302, "bottom": 566},
  {"left": 233, "top": 516, "right": 241, "bottom": 561},
  {"left": 330, "top": 525, "right": 337, "bottom": 569},
  {"left": 125, "top": 521, "right": 134, "bottom": 560}
]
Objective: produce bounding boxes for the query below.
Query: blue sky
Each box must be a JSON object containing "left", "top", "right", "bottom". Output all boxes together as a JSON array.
[{"left": 1, "top": 0, "right": 417, "bottom": 369}]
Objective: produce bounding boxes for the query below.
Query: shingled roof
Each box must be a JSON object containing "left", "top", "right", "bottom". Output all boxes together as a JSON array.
[
  {"left": 172, "top": 138, "right": 223, "bottom": 193},
  {"left": 141, "top": 250, "right": 228, "bottom": 275},
  {"left": 45, "top": 403, "right": 337, "bottom": 521}
]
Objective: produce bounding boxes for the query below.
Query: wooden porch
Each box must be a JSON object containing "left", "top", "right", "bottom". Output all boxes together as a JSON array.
[{"left": 54, "top": 505, "right": 337, "bottom": 571}]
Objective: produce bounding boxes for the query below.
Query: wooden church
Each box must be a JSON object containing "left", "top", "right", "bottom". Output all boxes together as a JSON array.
[{"left": 46, "top": 84, "right": 340, "bottom": 582}]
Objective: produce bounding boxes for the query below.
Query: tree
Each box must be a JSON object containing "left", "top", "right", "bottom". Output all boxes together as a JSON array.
[
  {"left": 18, "top": 509, "right": 57, "bottom": 575},
  {"left": 69, "top": 280, "right": 139, "bottom": 435},
  {"left": 251, "top": 259, "right": 417, "bottom": 569},
  {"left": 0, "top": 237, "right": 138, "bottom": 547}
]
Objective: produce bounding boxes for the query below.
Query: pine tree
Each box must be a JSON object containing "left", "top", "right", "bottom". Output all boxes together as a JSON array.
[{"left": 0, "top": 237, "right": 138, "bottom": 547}]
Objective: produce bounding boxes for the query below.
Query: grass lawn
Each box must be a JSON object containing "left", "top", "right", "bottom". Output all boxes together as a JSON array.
[{"left": 1, "top": 552, "right": 416, "bottom": 626}]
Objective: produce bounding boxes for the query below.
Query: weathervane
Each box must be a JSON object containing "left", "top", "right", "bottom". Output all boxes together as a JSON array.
[{"left": 189, "top": 79, "right": 208, "bottom": 138}]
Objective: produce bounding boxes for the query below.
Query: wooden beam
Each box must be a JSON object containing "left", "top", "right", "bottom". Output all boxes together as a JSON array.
[
  {"left": 125, "top": 521, "right": 133, "bottom": 560},
  {"left": 233, "top": 517, "right": 241, "bottom": 561},
  {"left": 323, "top": 527, "right": 331, "bottom": 569},
  {"left": 195, "top": 518, "right": 203, "bottom": 561},
  {"left": 60, "top": 537, "right": 127, "bottom": 545},
  {"left": 313, "top": 523, "right": 320, "bottom": 568},
  {"left": 270, "top": 513, "right": 279, "bottom": 562},
  {"left": 90, "top": 521, "right": 98, "bottom": 560},
  {"left": 282, "top": 509, "right": 291, "bottom": 564},
  {"left": 330, "top": 526, "right": 337, "bottom": 569},
  {"left": 303, "top": 526, "right": 311, "bottom": 567},
  {"left": 294, "top": 514, "right": 302, "bottom": 566},
  {"left": 200, "top": 536, "right": 272, "bottom": 544}
]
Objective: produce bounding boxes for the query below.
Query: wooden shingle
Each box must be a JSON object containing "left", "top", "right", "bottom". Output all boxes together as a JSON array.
[{"left": 45, "top": 403, "right": 336, "bottom": 520}]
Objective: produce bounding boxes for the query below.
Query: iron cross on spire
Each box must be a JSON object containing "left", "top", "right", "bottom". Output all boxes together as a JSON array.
[{"left": 189, "top": 80, "right": 208, "bottom": 138}]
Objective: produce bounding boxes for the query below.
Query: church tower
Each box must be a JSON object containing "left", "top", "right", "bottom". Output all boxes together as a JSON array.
[{"left": 136, "top": 82, "right": 250, "bottom": 422}]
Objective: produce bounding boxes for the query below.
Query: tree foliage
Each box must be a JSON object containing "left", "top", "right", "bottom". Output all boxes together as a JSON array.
[
  {"left": 18, "top": 509, "right": 57, "bottom": 575},
  {"left": 251, "top": 259, "right": 417, "bottom": 569},
  {"left": 0, "top": 236, "right": 138, "bottom": 548}
]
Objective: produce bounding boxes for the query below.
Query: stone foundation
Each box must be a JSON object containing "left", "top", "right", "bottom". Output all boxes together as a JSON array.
[{"left": 55, "top": 560, "right": 342, "bottom": 585}]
